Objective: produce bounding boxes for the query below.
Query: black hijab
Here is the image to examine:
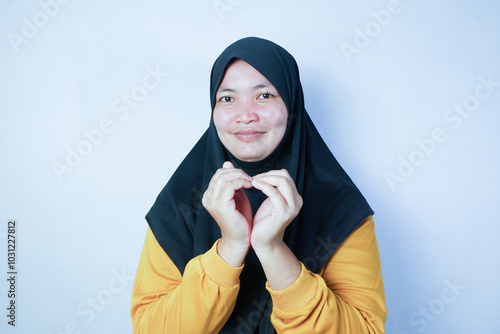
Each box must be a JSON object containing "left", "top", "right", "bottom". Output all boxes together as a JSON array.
[{"left": 145, "top": 37, "right": 374, "bottom": 333}]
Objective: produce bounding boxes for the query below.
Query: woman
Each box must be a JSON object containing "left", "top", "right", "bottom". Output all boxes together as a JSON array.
[{"left": 131, "top": 37, "right": 386, "bottom": 333}]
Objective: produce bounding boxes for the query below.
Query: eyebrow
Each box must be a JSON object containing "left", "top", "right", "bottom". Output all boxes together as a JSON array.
[{"left": 217, "top": 84, "right": 271, "bottom": 93}]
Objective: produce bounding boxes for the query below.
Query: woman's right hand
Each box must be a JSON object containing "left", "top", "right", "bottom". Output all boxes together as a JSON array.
[{"left": 202, "top": 161, "right": 253, "bottom": 266}]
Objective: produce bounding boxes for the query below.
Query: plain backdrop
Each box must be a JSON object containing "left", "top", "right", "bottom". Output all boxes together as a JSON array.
[{"left": 1, "top": 0, "right": 499, "bottom": 333}]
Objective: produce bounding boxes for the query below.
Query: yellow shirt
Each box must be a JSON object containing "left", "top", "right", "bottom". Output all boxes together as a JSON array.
[{"left": 131, "top": 216, "right": 386, "bottom": 333}]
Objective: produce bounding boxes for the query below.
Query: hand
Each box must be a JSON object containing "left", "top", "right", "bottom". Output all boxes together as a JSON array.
[
  {"left": 250, "top": 169, "right": 303, "bottom": 251},
  {"left": 202, "top": 161, "right": 253, "bottom": 266}
]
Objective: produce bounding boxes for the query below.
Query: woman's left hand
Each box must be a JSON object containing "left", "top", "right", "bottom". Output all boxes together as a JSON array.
[{"left": 250, "top": 169, "right": 303, "bottom": 251}]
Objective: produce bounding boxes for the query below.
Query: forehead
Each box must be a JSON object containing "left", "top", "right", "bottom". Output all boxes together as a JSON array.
[{"left": 217, "top": 59, "right": 274, "bottom": 91}]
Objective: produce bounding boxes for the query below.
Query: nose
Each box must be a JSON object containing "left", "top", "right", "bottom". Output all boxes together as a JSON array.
[{"left": 236, "top": 100, "right": 259, "bottom": 124}]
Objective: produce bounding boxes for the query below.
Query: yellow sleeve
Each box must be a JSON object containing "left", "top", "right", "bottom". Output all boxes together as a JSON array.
[
  {"left": 131, "top": 228, "right": 244, "bottom": 334},
  {"left": 266, "top": 216, "right": 387, "bottom": 333}
]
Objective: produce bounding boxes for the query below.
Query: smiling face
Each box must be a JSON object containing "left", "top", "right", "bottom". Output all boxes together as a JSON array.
[{"left": 213, "top": 59, "right": 288, "bottom": 162}]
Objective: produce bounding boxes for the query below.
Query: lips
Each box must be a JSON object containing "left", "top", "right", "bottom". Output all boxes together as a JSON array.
[{"left": 233, "top": 128, "right": 265, "bottom": 142}]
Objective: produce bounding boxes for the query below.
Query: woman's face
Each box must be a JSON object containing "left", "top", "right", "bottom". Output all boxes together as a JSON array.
[{"left": 213, "top": 59, "right": 288, "bottom": 162}]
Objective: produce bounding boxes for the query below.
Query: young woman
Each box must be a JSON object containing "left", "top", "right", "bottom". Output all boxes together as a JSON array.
[{"left": 131, "top": 37, "right": 386, "bottom": 333}]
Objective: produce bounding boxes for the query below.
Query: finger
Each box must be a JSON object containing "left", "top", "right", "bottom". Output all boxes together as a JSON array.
[
  {"left": 252, "top": 174, "right": 287, "bottom": 186},
  {"left": 251, "top": 179, "right": 287, "bottom": 211},
  {"left": 207, "top": 175, "right": 251, "bottom": 204},
  {"left": 252, "top": 174, "right": 300, "bottom": 209},
  {"left": 253, "top": 169, "right": 293, "bottom": 190},
  {"left": 217, "top": 162, "right": 251, "bottom": 180},
  {"left": 219, "top": 178, "right": 253, "bottom": 203},
  {"left": 223, "top": 161, "right": 234, "bottom": 169},
  {"left": 253, "top": 169, "right": 290, "bottom": 179},
  {"left": 204, "top": 178, "right": 251, "bottom": 213},
  {"left": 205, "top": 168, "right": 251, "bottom": 204},
  {"left": 213, "top": 167, "right": 252, "bottom": 185},
  {"left": 252, "top": 174, "right": 292, "bottom": 197}
]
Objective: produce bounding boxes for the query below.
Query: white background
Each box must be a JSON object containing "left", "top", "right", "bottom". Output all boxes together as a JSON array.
[{"left": 1, "top": 0, "right": 499, "bottom": 333}]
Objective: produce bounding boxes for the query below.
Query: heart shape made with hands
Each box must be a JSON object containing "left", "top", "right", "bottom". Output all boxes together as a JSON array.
[
  {"left": 233, "top": 182, "right": 287, "bottom": 248},
  {"left": 218, "top": 161, "right": 301, "bottom": 240}
]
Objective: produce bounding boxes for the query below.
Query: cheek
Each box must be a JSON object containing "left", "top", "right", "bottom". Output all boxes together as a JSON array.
[
  {"left": 213, "top": 108, "right": 229, "bottom": 132},
  {"left": 269, "top": 105, "right": 288, "bottom": 132}
]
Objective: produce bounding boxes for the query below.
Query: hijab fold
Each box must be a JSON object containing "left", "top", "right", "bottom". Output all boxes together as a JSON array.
[{"left": 146, "top": 37, "right": 373, "bottom": 333}]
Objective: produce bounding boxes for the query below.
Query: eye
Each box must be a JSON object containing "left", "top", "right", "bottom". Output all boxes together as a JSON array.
[
  {"left": 259, "top": 92, "right": 273, "bottom": 99},
  {"left": 219, "top": 96, "right": 234, "bottom": 103}
]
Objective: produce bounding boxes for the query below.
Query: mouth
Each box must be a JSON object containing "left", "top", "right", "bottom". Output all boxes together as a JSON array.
[{"left": 233, "top": 129, "right": 265, "bottom": 142}]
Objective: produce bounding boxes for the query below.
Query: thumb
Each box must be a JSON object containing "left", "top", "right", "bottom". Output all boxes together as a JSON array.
[{"left": 223, "top": 161, "right": 234, "bottom": 169}]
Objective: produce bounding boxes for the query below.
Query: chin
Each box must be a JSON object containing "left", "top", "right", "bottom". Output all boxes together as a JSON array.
[
  {"left": 230, "top": 143, "right": 272, "bottom": 162},
  {"left": 234, "top": 151, "right": 267, "bottom": 162},
  {"left": 235, "top": 155, "right": 262, "bottom": 163}
]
